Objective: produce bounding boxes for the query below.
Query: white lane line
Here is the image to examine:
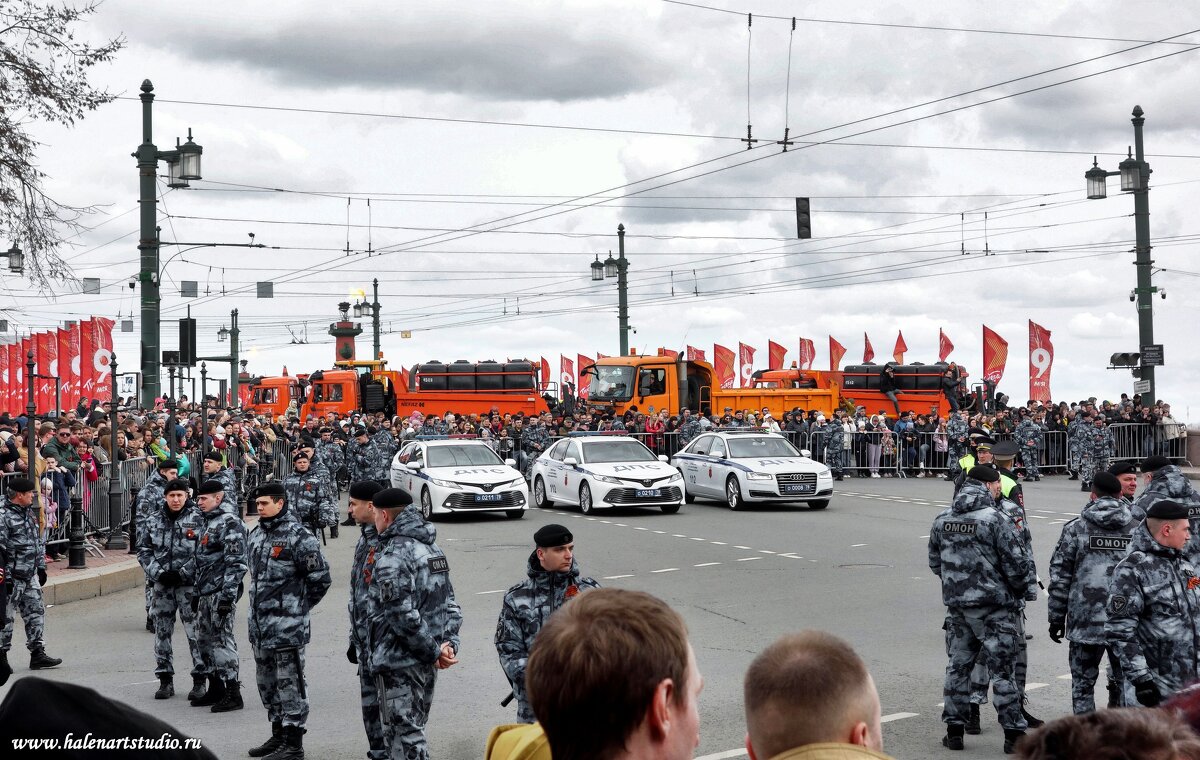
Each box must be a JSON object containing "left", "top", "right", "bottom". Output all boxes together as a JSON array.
[
  {"left": 779, "top": 553, "right": 804, "bottom": 559},
  {"left": 634, "top": 527, "right": 648, "bottom": 531},
  {"left": 1033, "top": 509, "right": 1058, "bottom": 514},
  {"left": 1050, "top": 519, "right": 1069, "bottom": 524},
  {"left": 736, "top": 557, "right": 763, "bottom": 562},
  {"left": 694, "top": 562, "right": 722, "bottom": 567},
  {"left": 604, "top": 574, "right": 634, "bottom": 580},
  {"left": 654, "top": 530, "right": 666, "bottom": 534},
  {"left": 585, "top": 517, "right": 598, "bottom": 521},
  {"left": 1056, "top": 674, "right": 1072, "bottom": 680},
  {"left": 124, "top": 680, "right": 160, "bottom": 686},
  {"left": 651, "top": 568, "right": 679, "bottom": 574},
  {"left": 734, "top": 545, "right": 752, "bottom": 549},
  {"left": 1025, "top": 683, "right": 1049, "bottom": 691},
  {"left": 672, "top": 534, "right": 687, "bottom": 538},
  {"left": 694, "top": 750, "right": 747, "bottom": 760},
  {"left": 920, "top": 535, "right": 930, "bottom": 539},
  {"left": 851, "top": 543, "right": 868, "bottom": 547},
  {"left": 600, "top": 520, "right": 612, "bottom": 524},
  {"left": 710, "top": 541, "right": 727, "bottom": 545},
  {"left": 614, "top": 523, "right": 627, "bottom": 527},
  {"left": 689, "top": 537, "right": 706, "bottom": 541},
  {"left": 476, "top": 589, "right": 507, "bottom": 595},
  {"left": 881, "top": 712, "right": 919, "bottom": 723},
  {"left": 1029, "top": 515, "right": 1049, "bottom": 520},
  {"left": 758, "top": 549, "right": 776, "bottom": 554}
]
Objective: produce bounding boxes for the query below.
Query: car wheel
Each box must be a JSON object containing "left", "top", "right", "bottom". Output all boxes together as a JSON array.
[
  {"left": 579, "top": 482, "right": 595, "bottom": 514},
  {"left": 725, "top": 475, "right": 744, "bottom": 511},
  {"left": 661, "top": 502, "right": 681, "bottom": 515},
  {"left": 505, "top": 509, "right": 525, "bottom": 519},
  {"left": 807, "top": 499, "right": 830, "bottom": 511},
  {"left": 533, "top": 476, "right": 551, "bottom": 509},
  {"left": 420, "top": 488, "right": 434, "bottom": 521}
]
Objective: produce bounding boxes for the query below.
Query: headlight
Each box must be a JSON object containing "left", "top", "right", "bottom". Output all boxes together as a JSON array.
[
  {"left": 505, "top": 477, "right": 526, "bottom": 488},
  {"left": 818, "top": 467, "right": 833, "bottom": 478},
  {"left": 429, "top": 477, "right": 458, "bottom": 488},
  {"left": 747, "top": 472, "right": 773, "bottom": 481},
  {"left": 594, "top": 474, "right": 622, "bottom": 485},
  {"left": 667, "top": 472, "right": 682, "bottom": 483}
]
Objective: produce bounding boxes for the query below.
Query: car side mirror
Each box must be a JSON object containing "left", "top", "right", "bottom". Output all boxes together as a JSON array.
[
  {"left": 563, "top": 457, "right": 579, "bottom": 466},
  {"left": 657, "top": 454, "right": 668, "bottom": 462},
  {"left": 504, "top": 458, "right": 516, "bottom": 467},
  {"left": 406, "top": 461, "right": 423, "bottom": 471},
  {"left": 800, "top": 448, "right": 812, "bottom": 458}
]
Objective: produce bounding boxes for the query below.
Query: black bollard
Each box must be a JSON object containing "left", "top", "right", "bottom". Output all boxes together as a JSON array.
[
  {"left": 68, "top": 487, "right": 86, "bottom": 569},
  {"left": 127, "top": 486, "right": 139, "bottom": 554}
]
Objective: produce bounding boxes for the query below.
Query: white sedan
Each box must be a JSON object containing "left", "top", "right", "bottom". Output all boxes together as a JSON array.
[
  {"left": 530, "top": 434, "right": 684, "bottom": 515},
  {"left": 390, "top": 439, "right": 529, "bottom": 520},
  {"left": 670, "top": 431, "right": 833, "bottom": 510}
]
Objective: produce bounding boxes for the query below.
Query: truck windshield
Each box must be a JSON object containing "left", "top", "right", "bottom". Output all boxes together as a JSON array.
[
  {"left": 587, "top": 365, "right": 634, "bottom": 401},
  {"left": 727, "top": 437, "right": 802, "bottom": 459},
  {"left": 426, "top": 445, "right": 505, "bottom": 468}
]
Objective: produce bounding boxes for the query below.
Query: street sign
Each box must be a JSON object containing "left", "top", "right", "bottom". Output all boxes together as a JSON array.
[
  {"left": 117, "top": 373, "right": 140, "bottom": 397},
  {"left": 1133, "top": 379, "right": 1151, "bottom": 394},
  {"left": 1140, "top": 344, "right": 1164, "bottom": 366}
]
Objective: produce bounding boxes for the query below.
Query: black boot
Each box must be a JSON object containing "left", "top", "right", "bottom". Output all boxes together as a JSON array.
[
  {"left": 340, "top": 515, "right": 355, "bottom": 527},
  {"left": 0, "top": 651, "right": 12, "bottom": 687},
  {"left": 1107, "top": 679, "right": 1121, "bottom": 708},
  {"left": 248, "top": 722, "right": 284, "bottom": 758},
  {"left": 154, "top": 675, "right": 174, "bottom": 700},
  {"left": 211, "top": 679, "right": 244, "bottom": 712},
  {"left": 966, "top": 703, "right": 981, "bottom": 735},
  {"left": 146, "top": 614, "right": 154, "bottom": 631},
  {"left": 1068, "top": 472, "right": 1078, "bottom": 480},
  {"left": 329, "top": 524, "right": 339, "bottom": 539},
  {"left": 1081, "top": 482, "right": 1090, "bottom": 492},
  {"left": 263, "top": 725, "right": 304, "bottom": 760},
  {"left": 192, "top": 673, "right": 224, "bottom": 706},
  {"left": 187, "top": 675, "right": 207, "bottom": 701},
  {"left": 1022, "top": 705, "right": 1044, "bottom": 729},
  {"left": 943, "top": 723, "right": 965, "bottom": 751},
  {"left": 29, "top": 648, "right": 62, "bottom": 669},
  {"left": 1004, "top": 728, "right": 1026, "bottom": 754}
]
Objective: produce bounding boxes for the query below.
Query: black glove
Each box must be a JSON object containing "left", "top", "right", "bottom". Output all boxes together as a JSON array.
[
  {"left": 190, "top": 596, "right": 199, "bottom": 613},
  {"left": 216, "top": 598, "right": 233, "bottom": 617},
  {"left": 1048, "top": 622, "right": 1065, "bottom": 643},
  {"left": 158, "top": 570, "right": 181, "bottom": 588},
  {"left": 36, "top": 568, "right": 47, "bottom": 587},
  {"left": 346, "top": 644, "right": 358, "bottom": 665},
  {"left": 4, "top": 579, "right": 12, "bottom": 595},
  {"left": 1134, "top": 677, "right": 1162, "bottom": 707}
]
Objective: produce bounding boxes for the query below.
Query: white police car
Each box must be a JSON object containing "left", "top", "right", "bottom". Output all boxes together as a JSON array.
[
  {"left": 530, "top": 434, "right": 684, "bottom": 515},
  {"left": 390, "top": 438, "right": 529, "bottom": 520},
  {"left": 670, "top": 430, "right": 833, "bottom": 510}
]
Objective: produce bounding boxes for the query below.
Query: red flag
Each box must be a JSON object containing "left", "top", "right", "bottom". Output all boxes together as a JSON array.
[
  {"left": 982, "top": 325, "right": 1008, "bottom": 385},
  {"left": 36, "top": 332, "right": 56, "bottom": 413},
  {"left": 738, "top": 342, "right": 756, "bottom": 387},
  {"left": 685, "top": 345, "right": 706, "bottom": 362},
  {"left": 57, "top": 329, "right": 72, "bottom": 412},
  {"left": 577, "top": 354, "right": 594, "bottom": 400},
  {"left": 1028, "top": 321, "right": 1054, "bottom": 403},
  {"left": 540, "top": 357, "right": 551, "bottom": 391},
  {"left": 893, "top": 331, "right": 908, "bottom": 364},
  {"left": 657, "top": 347, "right": 679, "bottom": 358},
  {"left": 560, "top": 355, "right": 575, "bottom": 392},
  {"left": 829, "top": 336, "right": 846, "bottom": 372},
  {"left": 713, "top": 344, "right": 736, "bottom": 389},
  {"left": 798, "top": 338, "right": 815, "bottom": 370},
  {"left": 79, "top": 320, "right": 95, "bottom": 398},
  {"left": 767, "top": 340, "right": 787, "bottom": 371},
  {"left": 863, "top": 333, "right": 875, "bottom": 363},
  {"left": 596, "top": 353, "right": 610, "bottom": 360},
  {"left": 90, "top": 317, "right": 115, "bottom": 402},
  {"left": 0, "top": 346, "right": 8, "bottom": 414},
  {"left": 938, "top": 328, "right": 954, "bottom": 362}
]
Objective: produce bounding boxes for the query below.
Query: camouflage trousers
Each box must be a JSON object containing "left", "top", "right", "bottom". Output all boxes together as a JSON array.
[
  {"left": 947, "top": 447, "right": 966, "bottom": 478},
  {"left": 1068, "top": 641, "right": 1125, "bottom": 714},
  {"left": 357, "top": 662, "right": 387, "bottom": 760},
  {"left": 968, "top": 612, "right": 1027, "bottom": 705},
  {"left": 1, "top": 577, "right": 45, "bottom": 652},
  {"left": 151, "top": 584, "right": 203, "bottom": 678},
  {"left": 196, "top": 596, "right": 239, "bottom": 681},
  {"left": 1019, "top": 445, "right": 1040, "bottom": 479},
  {"left": 376, "top": 665, "right": 437, "bottom": 760},
  {"left": 942, "top": 606, "right": 1027, "bottom": 731},
  {"left": 1080, "top": 455, "right": 1108, "bottom": 486},
  {"left": 826, "top": 448, "right": 844, "bottom": 475},
  {"left": 254, "top": 645, "right": 309, "bottom": 729}
]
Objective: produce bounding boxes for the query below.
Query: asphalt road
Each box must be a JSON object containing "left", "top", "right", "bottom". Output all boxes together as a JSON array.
[{"left": 3, "top": 473, "right": 1104, "bottom": 760}]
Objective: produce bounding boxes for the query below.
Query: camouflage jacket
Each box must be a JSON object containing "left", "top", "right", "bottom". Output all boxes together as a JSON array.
[
  {"left": 1014, "top": 419, "right": 1043, "bottom": 448},
  {"left": 928, "top": 480, "right": 1037, "bottom": 610},
  {"left": 137, "top": 505, "right": 204, "bottom": 586},
  {"left": 346, "top": 439, "right": 390, "bottom": 482},
  {"left": 202, "top": 467, "right": 239, "bottom": 517},
  {"left": 0, "top": 497, "right": 45, "bottom": 581},
  {"left": 1047, "top": 495, "right": 1138, "bottom": 643},
  {"left": 348, "top": 524, "right": 379, "bottom": 655},
  {"left": 495, "top": 553, "right": 601, "bottom": 722},
  {"left": 1134, "top": 466, "right": 1200, "bottom": 563},
  {"left": 365, "top": 508, "right": 463, "bottom": 673},
  {"left": 246, "top": 508, "right": 332, "bottom": 649},
  {"left": 678, "top": 418, "right": 702, "bottom": 446},
  {"left": 282, "top": 469, "right": 338, "bottom": 533},
  {"left": 1089, "top": 426, "right": 1116, "bottom": 456},
  {"left": 1106, "top": 524, "right": 1200, "bottom": 692},
  {"left": 825, "top": 423, "right": 845, "bottom": 453},
  {"left": 194, "top": 506, "right": 248, "bottom": 602},
  {"left": 521, "top": 425, "right": 551, "bottom": 455},
  {"left": 946, "top": 416, "right": 969, "bottom": 448},
  {"left": 372, "top": 431, "right": 398, "bottom": 461},
  {"left": 315, "top": 439, "right": 344, "bottom": 474},
  {"left": 135, "top": 471, "right": 168, "bottom": 542}
]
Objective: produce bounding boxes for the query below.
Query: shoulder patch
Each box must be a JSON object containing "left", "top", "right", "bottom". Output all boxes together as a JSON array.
[
  {"left": 1109, "top": 595, "right": 1128, "bottom": 613},
  {"left": 1089, "top": 535, "right": 1131, "bottom": 552},
  {"left": 304, "top": 553, "right": 320, "bottom": 570},
  {"left": 1189, "top": 506, "right": 1200, "bottom": 518},
  {"left": 941, "top": 520, "right": 977, "bottom": 535},
  {"left": 428, "top": 555, "right": 449, "bottom": 574}
]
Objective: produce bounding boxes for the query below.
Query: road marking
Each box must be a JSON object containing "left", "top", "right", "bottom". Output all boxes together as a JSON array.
[
  {"left": 1033, "top": 509, "right": 1057, "bottom": 514},
  {"left": 654, "top": 530, "right": 666, "bottom": 534},
  {"left": 758, "top": 549, "right": 776, "bottom": 554},
  {"left": 614, "top": 523, "right": 627, "bottom": 527},
  {"left": 124, "top": 680, "right": 160, "bottom": 686},
  {"left": 736, "top": 557, "right": 763, "bottom": 562},
  {"left": 600, "top": 520, "right": 612, "bottom": 524},
  {"left": 695, "top": 562, "right": 721, "bottom": 567},
  {"left": 1029, "top": 515, "right": 1049, "bottom": 520},
  {"left": 1057, "top": 674, "right": 1072, "bottom": 680},
  {"left": 851, "top": 543, "right": 868, "bottom": 547},
  {"left": 651, "top": 568, "right": 678, "bottom": 573},
  {"left": 710, "top": 541, "right": 727, "bottom": 545},
  {"left": 585, "top": 517, "right": 598, "bottom": 521},
  {"left": 920, "top": 535, "right": 930, "bottom": 539},
  {"left": 881, "top": 712, "right": 919, "bottom": 723},
  {"left": 690, "top": 537, "right": 706, "bottom": 541},
  {"left": 1026, "top": 682, "right": 1049, "bottom": 691},
  {"left": 672, "top": 534, "right": 687, "bottom": 538},
  {"left": 694, "top": 750, "right": 747, "bottom": 760},
  {"left": 475, "top": 589, "right": 507, "bottom": 595},
  {"left": 779, "top": 553, "right": 803, "bottom": 559},
  {"left": 1050, "top": 519, "right": 1069, "bottom": 524},
  {"left": 634, "top": 527, "right": 648, "bottom": 531},
  {"left": 603, "top": 574, "right": 634, "bottom": 580},
  {"left": 734, "top": 545, "right": 752, "bottom": 549}
]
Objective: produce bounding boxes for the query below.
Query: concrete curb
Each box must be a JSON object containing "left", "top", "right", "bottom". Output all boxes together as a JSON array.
[{"left": 43, "top": 559, "right": 143, "bottom": 606}]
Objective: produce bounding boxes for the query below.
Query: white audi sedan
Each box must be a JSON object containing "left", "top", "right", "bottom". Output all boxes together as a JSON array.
[
  {"left": 530, "top": 434, "right": 684, "bottom": 515},
  {"left": 670, "top": 430, "right": 833, "bottom": 510},
  {"left": 390, "top": 438, "right": 529, "bottom": 520}
]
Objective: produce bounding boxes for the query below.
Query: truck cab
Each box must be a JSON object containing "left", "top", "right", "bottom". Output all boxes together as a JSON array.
[{"left": 245, "top": 375, "right": 302, "bottom": 420}]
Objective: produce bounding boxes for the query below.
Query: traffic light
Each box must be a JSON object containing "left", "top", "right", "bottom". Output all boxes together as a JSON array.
[
  {"left": 1109, "top": 352, "right": 1141, "bottom": 367},
  {"left": 795, "top": 197, "right": 811, "bottom": 239},
  {"left": 179, "top": 318, "right": 197, "bottom": 366}
]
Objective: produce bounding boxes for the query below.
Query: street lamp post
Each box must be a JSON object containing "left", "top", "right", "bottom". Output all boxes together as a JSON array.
[
  {"left": 24, "top": 350, "right": 38, "bottom": 523},
  {"left": 167, "top": 365, "right": 177, "bottom": 460},
  {"left": 105, "top": 352, "right": 126, "bottom": 550},
  {"left": 353, "top": 280, "right": 382, "bottom": 360},
  {"left": 199, "top": 362, "right": 208, "bottom": 464},
  {"left": 589, "top": 224, "right": 631, "bottom": 356},
  {"left": 203, "top": 309, "right": 240, "bottom": 408},
  {"left": 1085, "top": 105, "right": 1157, "bottom": 403},
  {"left": 0, "top": 244, "right": 24, "bottom": 274}
]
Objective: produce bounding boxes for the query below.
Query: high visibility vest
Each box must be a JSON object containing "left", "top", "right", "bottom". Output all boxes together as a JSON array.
[
  {"left": 1000, "top": 472, "right": 1018, "bottom": 499},
  {"left": 959, "top": 454, "right": 976, "bottom": 471}
]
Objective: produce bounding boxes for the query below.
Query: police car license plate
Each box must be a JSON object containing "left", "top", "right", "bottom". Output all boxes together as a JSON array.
[
  {"left": 782, "top": 484, "right": 815, "bottom": 494},
  {"left": 474, "top": 494, "right": 502, "bottom": 502},
  {"left": 635, "top": 489, "right": 661, "bottom": 498}
]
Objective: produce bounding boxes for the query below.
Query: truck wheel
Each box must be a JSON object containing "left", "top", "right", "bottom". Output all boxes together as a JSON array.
[
  {"left": 726, "top": 476, "right": 745, "bottom": 511},
  {"left": 533, "top": 477, "right": 551, "bottom": 509},
  {"left": 579, "top": 482, "right": 595, "bottom": 514},
  {"left": 807, "top": 499, "right": 830, "bottom": 511},
  {"left": 420, "top": 488, "right": 434, "bottom": 521}
]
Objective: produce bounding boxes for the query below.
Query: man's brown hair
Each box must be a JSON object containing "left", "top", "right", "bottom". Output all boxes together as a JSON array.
[
  {"left": 1015, "top": 707, "right": 1200, "bottom": 760},
  {"left": 744, "top": 631, "right": 873, "bottom": 758},
  {"left": 527, "top": 588, "right": 690, "bottom": 760}
]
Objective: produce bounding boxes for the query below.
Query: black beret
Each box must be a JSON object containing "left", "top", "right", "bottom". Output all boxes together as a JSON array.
[
  {"left": 197, "top": 480, "right": 225, "bottom": 496},
  {"left": 318, "top": 427, "right": 332, "bottom": 435},
  {"left": 1108, "top": 461, "right": 1138, "bottom": 477},
  {"left": 1142, "top": 455, "right": 1170, "bottom": 473},
  {"left": 968, "top": 466, "right": 1000, "bottom": 483},
  {"left": 164, "top": 478, "right": 190, "bottom": 494},
  {"left": 990, "top": 441, "right": 1019, "bottom": 459},
  {"left": 372, "top": 487, "right": 412, "bottom": 509},
  {"left": 156, "top": 458, "right": 180, "bottom": 471},
  {"left": 299, "top": 436, "right": 315, "bottom": 448},
  {"left": 256, "top": 482, "right": 285, "bottom": 500},
  {"left": 534, "top": 523, "right": 573, "bottom": 548},
  {"left": 349, "top": 481, "right": 385, "bottom": 501},
  {"left": 6, "top": 477, "right": 35, "bottom": 493},
  {"left": 1146, "top": 500, "right": 1190, "bottom": 520},
  {"left": 1092, "top": 471, "right": 1122, "bottom": 497},
  {"left": 204, "top": 450, "right": 223, "bottom": 463},
  {"left": 292, "top": 450, "right": 310, "bottom": 462},
  {"left": 354, "top": 426, "right": 370, "bottom": 437}
]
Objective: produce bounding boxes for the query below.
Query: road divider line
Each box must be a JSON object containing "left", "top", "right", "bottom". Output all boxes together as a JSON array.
[
  {"left": 734, "top": 545, "right": 751, "bottom": 549},
  {"left": 603, "top": 574, "right": 634, "bottom": 580},
  {"left": 757, "top": 550, "right": 776, "bottom": 554},
  {"left": 851, "top": 543, "right": 868, "bottom": 547},
  {"left": 694, "top": 750, "right": 747, "bottom": 760},
  {"left": 694, "top": 562, "right": 721, "bottom": 567},
  {"left": 881, "top": 712, "right": 919, "bottom": 723},
  {"left": 710, "top": 541, "right": 727, "bottom": 545},
  {"left": 1025, "top": 682, "right": 1049, "bottom": 691},
  {"left": 651, "top": 568, "right": 679, "bottom": 573},
  {"left": 1056, "top": 674, "right": 1072, "bottom": 680},
  {"left": 475, "top": 589, "right": 507, "bottom": 595},
  {"left": 736, "top": 557, "right": 763, "bottom": 562}
]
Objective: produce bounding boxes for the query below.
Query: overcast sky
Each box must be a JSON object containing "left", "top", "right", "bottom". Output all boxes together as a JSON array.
[{"left": 10, "top": 0, "right": 1200, "bottom": 418}]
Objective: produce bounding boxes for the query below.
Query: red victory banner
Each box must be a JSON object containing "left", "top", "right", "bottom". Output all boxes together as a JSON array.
[
  {"left": 15, "top": 341, "right": 29, "bottom": 408},
  {"left": 893, "top": 331, "right": 908, "bottom": 364},
  {"left": 36, "top": 331, "right": 55, "bottom": 413},
  {"left": 685, "top": 345, "right": 706, "bottom": 362},
  {"left": 576, "top": 354, "right": 594, "bottom": 400},
  {"left": 1028, "top": 320, "right": 1054, "bottom": 404},
  {"left": 798, "top": 338, "right": 815, "bottom": 370},
  {"left": 982, "top": 325, "right": 1009, "bottom": 385},
  {"left": 738, "top": 342, "right": 756, "bottom": 388},
  {"left": 863, "top": 333, "right": 875, "bottom": 363},
  {"left": 559, "top": 355, "right": 575, "bottom": 392},
  {"left": 539, "top": 357, "right": 551, "bottom": 391},
  {"left": 79, "top": 320, "right": 95, "bottom": 398},
  {"left": 767, "top": 340, "right": 787, "bottom": 371},
  {"left": 938, "top": 328, "right": 954, "bottom": 362},
  {"left": 58, "top": 328, "right": 76, "bottom": 413},
  {"left": 713, "top": 344, "right": 736, "bottom": 389},
  {"left": 90, "top": 317, "right": 115, "bottom": 401},
  {"left": 829, "top": 336, "right": 846, "bottom": 372},
  {"left": 0, "top": 347, "right": 8, "bottom": 413}
]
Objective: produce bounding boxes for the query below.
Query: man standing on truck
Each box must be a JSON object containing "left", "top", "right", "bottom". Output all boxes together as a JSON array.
[{"left": 880, "top": 364, "right": 902, "bottom": 419}]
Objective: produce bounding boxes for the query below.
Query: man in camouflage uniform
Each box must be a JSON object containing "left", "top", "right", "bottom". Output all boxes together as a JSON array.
[
  {"left": 347, "top": 426, "right": 390, "bottom": 487},
  {"left": 1047, "top": 472, "right": 1138, "bottom": 713},
  {"left": 366, "top": 487, "right": 463, "bottom": 760},
  {"left": 1081, "top": 416, "right": 1115, "bottom": 491},
  {"left": 677, "top": 409, "right": 701, "bottom": 448},
  {"left": 372, "top": 422, "right": 397, "bottom": 464},
  {"left": 1134, "top": 456, "right": 1200, "bottom": 564},
  {"left": 520, "top": 417, "right": 551, "bottom": 479},
  {"left": 824, "top": 411, "right": 845, "bottom": 481},
  {"left": 245, "top": 482, "right": 331, "bottom": 760},
  {"left": 945, "top": 411, "right": 970, "bottom": 481},
  {"left": 496, "top": 524, "right": 601, "bottom": 723},
  {"left": 283, "top": 450, "right": 337, "bottom": 541},
  {"left": 929, "top": 466, "right": 1037, "bottom": 753},
  {"left": 201, "top": 450, "right": 240, "bottom": 517},
  {"left": 0, "top": 477, "right": 62, "bottom": 683},
  {"left": 1105, "top": 499, "right": 1200, "bottom": 708},
  {"left": 1066, "top": 410, "right": 1088, "bottom": 480},
  {"left": 137, "top": 478, "right": 205, "bottom": 700},
  {"left": 137, "top": 458, "right": 180, "bottom": 630},
  {"left": 191, "top": 479, "right": 248, "bottom": 712},
  {"left": 1013, "top": 413, "right": 1044, "bottom": 482},
  {"left": 346, "top": 481, "right": 386, "bottom": 760}
]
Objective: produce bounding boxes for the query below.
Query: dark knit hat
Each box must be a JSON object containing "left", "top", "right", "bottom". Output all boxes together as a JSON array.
[
  {"left": 968, "top": 466, "right": 1000, "bottom": 483},
  {"left": 156, "top": 458, "right": 180, "bottom": 471},
  {"left": 534, "top": 523, "right": 573, "bottom": 548},
  {"left": 372, "top": 487, "right": 413, "bottom": 509},
  {"left": 255, "top": 482, "right": 285, "bottom": 500},
  {"left": 349, "top": 481, "right": 385, "bottom": 501},
  {"left": 6, "top": 477, "right": 35, "bottom": 493}
]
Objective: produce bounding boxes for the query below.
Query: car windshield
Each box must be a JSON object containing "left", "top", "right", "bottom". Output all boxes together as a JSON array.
[
  {"left": 587, "top": 365, "right": 634, "bottom": 401},
  {"left": 726, "top": 437, "right": 802, "bottom": 458},
  {"left": 426, "top": 445, "right": 505, "bottom": 468},
  {"left": 583, "top": 440, "right": 657, "bottom": 463}
]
